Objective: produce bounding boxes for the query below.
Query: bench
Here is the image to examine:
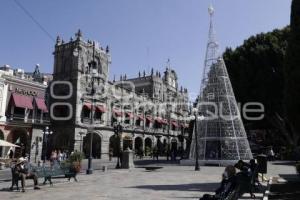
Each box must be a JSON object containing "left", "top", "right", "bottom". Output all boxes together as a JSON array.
[{"left": 28, "top": 162, "right": 78, "bottom": 185}]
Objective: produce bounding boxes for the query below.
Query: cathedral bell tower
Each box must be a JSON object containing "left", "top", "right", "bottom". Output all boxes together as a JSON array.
[{"left": 50, "top": 29, "right": 111, "bottom": 150}]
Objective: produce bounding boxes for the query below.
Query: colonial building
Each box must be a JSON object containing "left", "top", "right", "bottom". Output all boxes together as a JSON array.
[
  {"left": 0, "top": 64, "right": 51, "bottom": 163},
  {"left": 50, "top": 30, "right": 191, "bottom": 159}
]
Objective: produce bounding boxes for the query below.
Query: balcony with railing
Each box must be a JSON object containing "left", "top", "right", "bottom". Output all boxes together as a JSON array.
[{"left": 7, "top": 113, "right": 50, "bottom": 125}]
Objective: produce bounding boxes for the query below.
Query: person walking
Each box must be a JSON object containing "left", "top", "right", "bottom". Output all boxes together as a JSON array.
[{"left": 8, "top": 148, "right": 14, "bottom": 159}]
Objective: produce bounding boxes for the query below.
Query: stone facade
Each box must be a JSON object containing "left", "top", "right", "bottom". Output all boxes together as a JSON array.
[
  {"left": 0, "top": 65, "right": 50, "bottom": 162},
  {"left": 50, "top": 30, "right": 191, "bottom": 159},
  {"left": 0, "top": 76, "right": 8, "bottom": 123}
]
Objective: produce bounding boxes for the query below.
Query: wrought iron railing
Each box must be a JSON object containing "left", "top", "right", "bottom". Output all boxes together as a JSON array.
[{"left": 8, "top": 114, "right": 50, "bottom": 124}]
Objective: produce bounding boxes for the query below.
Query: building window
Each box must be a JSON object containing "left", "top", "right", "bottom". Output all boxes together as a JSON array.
[
  {"left": 146, "top": 118, "right": 151, "bottom": 127},
  {"left": 124, "top": 118, "right": 130, "bottom": 124},
  {"left": 136, "top": 119, "right": 141, "bottom": 126},
  {"left": 82, "top": 107, "right": 90, "bottom": 119},
  {"left": 111, "top": 116, "right": 117, "bottom": 126},
  {"left": 94, "top": 111, "right": 102, "bottom": 121}
]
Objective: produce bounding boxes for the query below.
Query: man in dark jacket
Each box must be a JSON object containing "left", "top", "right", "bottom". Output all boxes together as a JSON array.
[{"left": 14, "top": 157, "right": 40, "bottom": 192}]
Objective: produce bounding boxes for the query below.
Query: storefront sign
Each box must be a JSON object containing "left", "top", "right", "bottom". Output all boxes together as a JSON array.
[{"left": 15, "top": 88, "right": 38, "bottom": 96}]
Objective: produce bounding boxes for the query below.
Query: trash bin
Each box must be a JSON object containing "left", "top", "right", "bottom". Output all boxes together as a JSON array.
[
  {"left": 121, "top": 147, "right": 135, "bottom": 169},
  {"left": 257, "top": 154, "right": 267, "bottom": 174}
]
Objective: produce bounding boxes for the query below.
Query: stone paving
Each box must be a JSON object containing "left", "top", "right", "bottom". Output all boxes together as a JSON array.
[{"left": 0, "top": 161, "right": 296, "bottom": 200}]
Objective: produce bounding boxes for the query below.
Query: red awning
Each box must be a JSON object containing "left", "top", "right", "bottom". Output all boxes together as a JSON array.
[
  {"left": 83, "top": 103, "right": 92, "bottom": 110},
  {"left": 155, "top": 117, "right": 162, "bottom": 123},
  {"left": 96, "top": 105, "right": 106, "bottom": 113},
  {"left": 155, "top": 117, "right": 164, "bottom": 124},
  {"left": 146, "top": 116, "right": 152, "bottom": 122},
  {"left": 126, "top": 112, "right": 134, "bottom": 118},
  {"left": 171, "top": 121, "right": 179, "bottom": 127},
  {"left": 35, "top": 98, "right": 48, "bottom": 112},
  {"left": 136, "top": 115, "right": 144, "bottom": 121},
  {"left": 113, "top": 109, "right": 122, "bottom": 117},
  {"left": 11, "top": 93, "right": 33, "bottom": 109}
]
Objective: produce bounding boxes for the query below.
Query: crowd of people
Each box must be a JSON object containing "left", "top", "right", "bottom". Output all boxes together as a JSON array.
[{"left": 49, "top": 149, "right": 68, "bottom": 164}]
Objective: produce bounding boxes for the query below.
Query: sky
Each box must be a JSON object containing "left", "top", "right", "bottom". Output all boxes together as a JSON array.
[{"left": 0, "top": 0, "right": 291, "bottom": 100}]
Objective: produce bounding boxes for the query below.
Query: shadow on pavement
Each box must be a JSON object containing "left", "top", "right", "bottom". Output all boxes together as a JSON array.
[
  {"left": 0, "top": 187, "right": 14, "bottom": 192},
  {"left": 134, "top": 159, "right": 180, "bottom": 166},
  {"left": 271, "top": 161, "right": 298, "bottom": 166},
  {"left": 128, "top": 182, "right": 219, "bottom": 192},
  {"left": 269, "top": 174, "right": 300, "bottom": 200}
]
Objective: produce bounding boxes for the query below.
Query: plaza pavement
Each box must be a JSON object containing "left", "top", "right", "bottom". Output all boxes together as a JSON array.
[{"left": 0, "top": 160, "right": 296, "bottom": 200}]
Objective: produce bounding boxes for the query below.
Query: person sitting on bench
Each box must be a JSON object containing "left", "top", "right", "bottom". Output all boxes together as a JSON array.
[
  {"left": 200, "top": 165, "right": 237, "bottom": 200},
  {"left": 14, "top": 157, "right": 40, "bottom": 192}
]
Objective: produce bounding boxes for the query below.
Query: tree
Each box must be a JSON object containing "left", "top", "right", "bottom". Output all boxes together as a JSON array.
[
  {"left": 223, "top": 1, "right": 300, "bottom": 148},
  {"left": 223, "top": 27, "right": 292, "bottom": 146},
  {"left": 283, "top": 0, "right": 300, "bottom": 147}
]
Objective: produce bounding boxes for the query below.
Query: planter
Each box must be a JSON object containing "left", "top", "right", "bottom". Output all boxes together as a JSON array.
[{"left": 72, "top": 161, "right": 81, "bottom": 173}]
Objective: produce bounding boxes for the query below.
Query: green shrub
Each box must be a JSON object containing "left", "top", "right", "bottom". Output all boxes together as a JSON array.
[
  {"left": 145, "top": 146, "right": 152, "bottom": 156},
  {"left": 69, "top": 151, "right": 84, "bottom": 163}
]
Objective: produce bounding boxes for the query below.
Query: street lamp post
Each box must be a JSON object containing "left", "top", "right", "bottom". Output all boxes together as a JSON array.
[
  {"left": 166, "top": 104, "right": 171, "bottom": 161},
  {"left": 181, "top": 126, "right": 184, "bottom": 160},
  {"left": 114, "top": 123, "right": 123, "bottom": 169},
  {"left": 192, "top": 108, "right": 205, "bottom": 171},
  {"left": 193, "top": 108, "right": 200, "bottom": 171},
  {"left": 43, "top": 126, "right": 53, "bottom": 164},
  {"left": 79, "top": 132, "right": 84, "bottom": 152}
]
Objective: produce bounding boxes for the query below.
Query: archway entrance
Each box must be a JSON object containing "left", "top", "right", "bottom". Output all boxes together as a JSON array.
[
  {"left": 7, "top": 128, "right": 28, "bottom": 158},
  {"left": 83, "top": 133, "right": 102, "bottom": 159},
  {"left": 134, "top": 137, "right": 143, "bottom": 151},
  {"left": 134, "top": 137, "right": 143, "bottom": 156},
  {"left": 156, "top": 137, "right": 163, "bottom": 155},
  {"left": 123, "top": 136, "right": 133, "bottom": 150},
  {"left": 163, "top": 138, "right": 168, "bottom": 156},
  {"left": 109, "top": 135, "right": 120, "bottom": 157},
  {"left": 144, "top": 137, "right": 152, "bottom": 156},
  {"left": 0, "top": 130, "right": 4, "bottom": 157},
  {"left": 171, "top": 139, "right": 178, "bottom": 152}
]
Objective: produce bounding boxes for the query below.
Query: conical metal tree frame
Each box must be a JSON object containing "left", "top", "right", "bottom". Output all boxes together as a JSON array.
[{"left": 190, "top": 6, "right": 253, "bottom": 165}]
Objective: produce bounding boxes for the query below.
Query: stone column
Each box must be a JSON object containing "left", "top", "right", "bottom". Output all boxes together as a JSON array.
[
  {"left": 30, "top": 128, "right": 44, "bottom": 163},
  {"left": 100, "top": 130, "right": 111, "bottom": 160},
  {"left": 74, "top": 128, "right": 86, "bottom": 153},
  {"left": 142, "top": 136, "right": 145, "bottom": 156}
]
